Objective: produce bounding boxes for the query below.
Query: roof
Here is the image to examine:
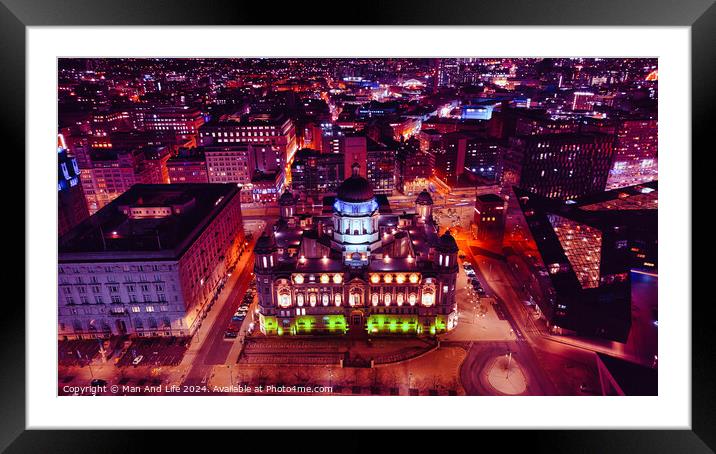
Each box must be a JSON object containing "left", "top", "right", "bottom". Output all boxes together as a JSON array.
[
  {"left": 59, "top": 184, "right": 240, "bottom": 262},
  {"left": 597, "top": 353, "right": 658, "bottom": 396},
  {"left": 337, "top": 163, "right": 374, "bottom": 203},
  {"left": 415, "top": 189, "right": 434, "bottom": 206},
  {"left": 476, "top": 193, "right": 504, "bottom": 204}
]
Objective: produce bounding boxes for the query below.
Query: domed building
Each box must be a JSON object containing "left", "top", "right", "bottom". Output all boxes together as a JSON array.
[
  {"left": 254, "top": 163, "right": 459, "bottom": 337},
  {"left": 331, "top": 163, "right": 381, "bottom": 265}
]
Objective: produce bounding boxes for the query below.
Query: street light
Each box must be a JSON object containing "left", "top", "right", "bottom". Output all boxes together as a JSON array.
[{"left": 505, "top": 350, "right": 512, "bottom": 379}]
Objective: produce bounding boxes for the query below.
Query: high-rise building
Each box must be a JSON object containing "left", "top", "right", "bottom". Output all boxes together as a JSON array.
[
  {"left": 366, "top": 138, "right": 396, "bottom": 195},
  {"left": 514, "top": 182, "right": 657, "bottom": 342},
  {"left": 58, "top": 184, "right": 245, "bottom": 340},
  {"left": 464, "top": 138, "right": 503, "bottom": 183},
  {"left": 506, "top": 133, "right": 615, "bottom": 200},
  {"left": 58, "top": 141, "right": 90, "bottom": 237},
  {"left": 290, "top": 148, "right": 344, "bottom": 203},
  {"left": 606, "top": 118, "right": 658, "bottom": 190}
]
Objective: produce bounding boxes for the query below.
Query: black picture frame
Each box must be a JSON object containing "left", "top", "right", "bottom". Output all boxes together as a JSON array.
[{"left": 4, "top": 0, "right": 708, "bottom": 451}]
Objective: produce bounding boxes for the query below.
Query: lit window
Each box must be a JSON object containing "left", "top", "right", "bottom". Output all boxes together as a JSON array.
[
  {"left": 278, "top": 292, "right": 291, "bottom": 308},
  {"left": 372, "top": 294, "right": 379, "bottom": 306},
  {"left": 421, "top": 290, "right": 435, "bottom": 307}
]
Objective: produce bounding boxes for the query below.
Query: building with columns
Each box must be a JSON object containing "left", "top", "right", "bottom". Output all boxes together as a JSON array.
[
  {"left": 254, "top": 163, "right": 459, "bottom": 336},
  {"left": 58, "top": 184, "right": 244, "bottom": 340}
]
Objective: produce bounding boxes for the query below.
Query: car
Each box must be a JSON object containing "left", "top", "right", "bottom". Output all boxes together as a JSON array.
[
  {"left": 232, "top": 313, "right": 246, "bottom": 321},
  {"left": 462, "top": 262, "right": 473, "bottom": 268},
  {"left": 476, "top": 288, "right": 486, "bottom": 296},
  {"left": 132, "top": 355, "right": 144, "bottom": 366},
  {"left": 224, "top": 330, "right": 238, "bottom": 338},
  {"left": 90, "top": 378, "right": 107, "bottom": 387},
  {"left": 470, "top": 278, "right": 480, "bottom": 286},
  {"left": 465, "top": 270, "right": 476, "bottom": 277},
  {"left": 238, "top": 304, "right": 250, "bottom": 310}
]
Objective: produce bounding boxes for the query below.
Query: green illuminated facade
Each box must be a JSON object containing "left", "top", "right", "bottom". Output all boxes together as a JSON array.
[{"left": 254, "top": 173, "right": 459, "bottom": 337}]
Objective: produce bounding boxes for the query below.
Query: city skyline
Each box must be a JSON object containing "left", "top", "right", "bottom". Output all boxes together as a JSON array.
[{"left": 57, "top": 57, "right": 658, "bottom": 397}]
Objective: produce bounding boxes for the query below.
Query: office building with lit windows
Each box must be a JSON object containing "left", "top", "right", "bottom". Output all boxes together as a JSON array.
[
  {"left": 58, "top": 184, "right": 244, "bottom": 340},
  {"left": 254, "top": 163, "right": 459, "bottom": 336},
  {"left": 198, "top": 112, "right": 297, "bottom": 169},
  {"left": 58, "top": 145, "right": 90, "bottom": 237},
  {"left": 474, "top": 193, "right": 506, "bottom": 245},
  {"left": 506, "top": 133, "right": 615, "bottom": 200},
  {"left": 514, "top": 181, "right": 657, "bottom": 342}
]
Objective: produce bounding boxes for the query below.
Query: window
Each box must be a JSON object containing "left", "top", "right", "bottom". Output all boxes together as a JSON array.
[{"left": 146, "top": 305, "right": 155, "bottom": 312}]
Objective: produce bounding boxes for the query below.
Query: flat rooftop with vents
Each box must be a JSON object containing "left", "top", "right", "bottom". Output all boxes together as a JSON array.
[{"left": 59, "top": 183, "right": 240, "bottom": 262}]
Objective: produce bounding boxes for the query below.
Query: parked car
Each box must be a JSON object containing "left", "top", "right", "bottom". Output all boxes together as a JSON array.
[
  {"left": 132, "top": 355, "right": 144, "bottom": 366},
  {"left": 90, "top": 378, "right": 107, "bottom": 387},
  {"left": 224, "top": 330, "right": 238, "bottom": 339}
]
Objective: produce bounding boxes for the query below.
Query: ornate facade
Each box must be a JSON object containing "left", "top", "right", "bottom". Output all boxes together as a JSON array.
[{"left": 254, "top": 163, "right": 459, "bottom": 336}]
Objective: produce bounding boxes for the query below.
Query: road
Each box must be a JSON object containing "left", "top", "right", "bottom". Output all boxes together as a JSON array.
[
  {"left": 456, "top": 238, "right": 559, "bottom": 395},
  {"left": 181, "top": 234, "right": 260, "bottom": 388}
]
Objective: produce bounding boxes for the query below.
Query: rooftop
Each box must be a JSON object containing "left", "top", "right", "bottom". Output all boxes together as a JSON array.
[{"left": 59, "top": 184, "right": 240, "bottom": 262}]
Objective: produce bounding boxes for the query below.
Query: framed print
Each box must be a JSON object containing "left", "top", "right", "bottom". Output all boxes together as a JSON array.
[{"left": 5, "top": 0, "right": 711, "bottom": 451}]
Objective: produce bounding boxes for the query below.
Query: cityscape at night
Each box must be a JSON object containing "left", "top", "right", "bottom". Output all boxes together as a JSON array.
[{"left": 57, "top": 57, "right": 658, "bottom": 397}]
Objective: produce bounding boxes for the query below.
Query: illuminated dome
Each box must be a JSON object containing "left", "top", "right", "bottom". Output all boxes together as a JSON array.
[
  {"left": 415, "top": 189, "right": 433, "bottom": 206},
  {"left": 279, "top": 189, "right": 295, "bottom": 206},
  {"left": 337, "top": 163, "right": 374, "bottom": 203}
]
